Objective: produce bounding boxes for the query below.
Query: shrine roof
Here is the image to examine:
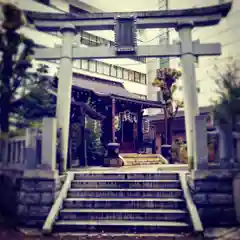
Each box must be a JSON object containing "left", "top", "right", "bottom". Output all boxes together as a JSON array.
[
  {"left": 47, "top": 87, "right": 104, "bottom": 120},
  {"left": 72, "top": 74, "right": 163, "bottom": 108}
]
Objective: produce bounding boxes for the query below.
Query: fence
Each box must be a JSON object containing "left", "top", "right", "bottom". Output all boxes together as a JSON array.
[{"left": 0, "top": 128, "right": 42, "bottom": 168}]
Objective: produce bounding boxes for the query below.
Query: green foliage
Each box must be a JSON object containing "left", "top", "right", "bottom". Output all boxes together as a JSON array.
[
  {"left": 213, "top": 61, "right": 240, "bottom": 128},
  {"left": 86, "top": 117, "right": 104, "bottom": 163},
  {"left": 85, "top": 96, "right": 104, "bottom": 164},
  {"left": 152, "top": 68, "right": 183, "bottom": 119},
  {"left": 0, "top": 3, "right": 55, "bottom": 133}
]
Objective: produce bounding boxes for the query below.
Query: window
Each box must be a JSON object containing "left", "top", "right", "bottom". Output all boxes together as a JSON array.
[
  {"left": 96, "top": 61, "right": 103, "bottom": 74},
  {"left": 129, "top": 71, "right": 135, "bottom": 81},
  {"left": 96, "top": 37, "right": 102, "bottom": 46},
  {"left": 117, "top": 67, "right": 123, "bottom": 79},
  {"left": 123, "top": 69, "right": 129, "bottom": 80},
  {"left": 80, "top": 32, "right": 90, "bottom": 45},
  {"left": 100, "top": 39, "right": 109, "bottom": 46},
  {"left": 89, "top": 35, "right": 97, "bottom": 46},
  {"left": 140, "top": 73, "right": 146, "bottom": 84},
  {"left": 69, "top": 5, "right": 89, "bottom": 15},
  {"left": 110, "top": 65, "right": 117, "bottom": 77},
  {"left": 132, "top": 93, "right": 147, "bottom": 100},
  {"left": 73, "top": 60, "right": 80, "bottom": 69},
  {"left": 89, "top": 60, "right": 96, "bottom": 72},
  {"left": 103, "top": 63, "right": 110, "bottom": 75},
  {"left": 81, "top": 59, "right": 89, "bottom": 70},
  {"left": 135, "top": 72, "right": 140, "bottom": 82},
  {"left": 36, "top": 0, "right": 50, "bottom": 5}
]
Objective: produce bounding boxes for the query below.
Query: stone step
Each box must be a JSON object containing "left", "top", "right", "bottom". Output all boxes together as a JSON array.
[
  {"left": 55, "top": 233, "right": 192, "bottom": 240},
  {"left": 63, "top": 198, "right": 186, "bottom": 209},
  {"left": 59, "top": 208, "right": 189, "bottom": 222},
  {"left": 74, "top": 173, "right": 179, "bottom": 181},
  {"left": 54, "top": 220, "right": 191, "bottom": 233},
  {"left": 67, "top": 188, "right": 183, "bottom": 198},
  {"left": 71, "top": 180, "right": 181, "bottom": 189}
]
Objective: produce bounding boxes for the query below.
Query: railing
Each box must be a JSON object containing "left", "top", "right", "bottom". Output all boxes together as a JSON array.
[
  {"left": 42, "top": 172, "right": 74, "bottom": 234},
  {"left": 179, "top": 172, "right": 204, "bottom": 235}
]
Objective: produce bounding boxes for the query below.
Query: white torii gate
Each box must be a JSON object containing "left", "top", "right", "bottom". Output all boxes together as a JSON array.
[{"left": 27, "top": 2, "right": 232, "bottom": 172}]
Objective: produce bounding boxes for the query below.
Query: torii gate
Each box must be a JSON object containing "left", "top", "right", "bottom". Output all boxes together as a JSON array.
[{"left": 26, "top": 2, "right": 232, "bottom": 172}]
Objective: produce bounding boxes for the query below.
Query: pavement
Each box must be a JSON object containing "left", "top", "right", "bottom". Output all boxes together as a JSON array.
[
  {"left": 11, "top": 227, "right": 238, "bottom": 240},
  {"left": 204, "top": 228, "right": 240, "bottom": 240}
]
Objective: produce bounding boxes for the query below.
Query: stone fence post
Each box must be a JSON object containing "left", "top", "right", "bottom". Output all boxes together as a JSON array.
[
  {"left": 41, "top": 118, "right": 57, "bottom": 171},
  {"left": 25, "top": 128, "right": 38, "bottom": 169}
]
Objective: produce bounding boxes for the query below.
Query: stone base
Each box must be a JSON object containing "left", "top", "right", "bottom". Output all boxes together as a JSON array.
[
  {"left": 0, "top": 168, "right": 61, "bottom": 228},
  {"left": 18, "top": 170, "right": 60, "bottom": 227},
  {"left": 104, "top": 158, "right": 123, "bottom": 167},
  {"left": 188, "top": 169, "right": 239, "bottom": 227}
]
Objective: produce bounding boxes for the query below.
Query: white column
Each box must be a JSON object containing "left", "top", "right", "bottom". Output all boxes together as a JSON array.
[
  {"left": 178, "top": 24, "right": 199, "bottom": 170},
  {"left": 56, "top": 24, "right": 76, "bottom": 172},
  {"left": 41, "top": 118, "right": 57, "bottom": 171}
]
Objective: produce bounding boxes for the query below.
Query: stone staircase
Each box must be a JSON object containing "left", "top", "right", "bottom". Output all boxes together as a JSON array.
[{"left": 52, "top": 172, "right": 194, "bottom": 235}]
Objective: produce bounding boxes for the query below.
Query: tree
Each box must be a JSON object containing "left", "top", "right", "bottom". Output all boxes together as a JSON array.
[
  {"left": 0, "top": 3, "right": 56, "bottom": 163},
  {"left": 152, "top": 68, "right": 183, "bottom": 145},
  {"left": 85, "top": 96, "right": 104, "bottom": 166},
  {"left": 213, "top": 61, "right": 240, "bottom": 130},
  {"left": 212, "top": 61, "right": 240, "bottom": 161},
  {"left": 0, "top": 3, "right": 55, "bottom": 135}
]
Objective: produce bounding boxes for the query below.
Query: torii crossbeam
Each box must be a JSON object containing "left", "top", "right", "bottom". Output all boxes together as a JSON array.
[{"left": 24, "top": 2, "right": 232, "bottom": 172}]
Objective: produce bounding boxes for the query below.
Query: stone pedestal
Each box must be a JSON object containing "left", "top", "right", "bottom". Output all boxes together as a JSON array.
[
  {"left": 218, "top": 124, "right": 233, "bottom": 162},
  {"left": 104, "top": 143, "right": 122, "bottom": 167},
  {"left": 188, "top": 169, "right": 238, "bottom": 227},
  {"left": 17, "top": 170, "right": 60, "bottom": 227}
]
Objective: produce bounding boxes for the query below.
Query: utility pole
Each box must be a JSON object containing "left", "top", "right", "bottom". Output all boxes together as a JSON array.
[
  {"left": 157, "top": 0, "right": 169, "bottom": 144},
  {"left": 158, "top": 0, "right": 169, "bottom": 69}
]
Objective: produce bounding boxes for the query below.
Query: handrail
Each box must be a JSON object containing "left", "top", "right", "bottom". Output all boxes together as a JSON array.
[
  {"left": 42, "top": 172, "right": 74, "bottom": 234},
  {"left": 179, "top": 172, "right": 204, "bottom": 234}
]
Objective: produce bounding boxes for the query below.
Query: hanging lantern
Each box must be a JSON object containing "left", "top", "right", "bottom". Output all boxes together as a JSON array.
[{"left": 114, "top": 116, "right": 120, "bottom": 130}]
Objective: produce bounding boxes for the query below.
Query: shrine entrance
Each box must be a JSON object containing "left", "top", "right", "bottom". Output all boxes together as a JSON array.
[{"left": 119, "top": 110, "right": 138, "bottom": 153}]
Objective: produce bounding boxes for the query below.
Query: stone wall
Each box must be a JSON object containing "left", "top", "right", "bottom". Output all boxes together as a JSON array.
[
  {"left": 0, "top": 168, "right": 61, "bottom": 228},
  {"left": 0, "top": 168, "right": 23, "bottom": 221},
  {"left": 188, "top": 169, "right": 239, "bottom": 227}
]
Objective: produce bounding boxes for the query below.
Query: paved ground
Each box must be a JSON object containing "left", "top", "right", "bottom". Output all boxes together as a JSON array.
[
  {"left": 16, "top": 228, "right": 240, "bottom": 240},
  {"left": 204, "top": 228, "right": 240, "bottom": 240}
]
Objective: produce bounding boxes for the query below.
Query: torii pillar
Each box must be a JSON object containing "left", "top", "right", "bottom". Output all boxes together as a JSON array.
[
  {"left": 177, "top": 23, "right": 199, "bottom": 170},
  {"left": 56, "top": 24, "right": 76, "bottom": 172}
]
